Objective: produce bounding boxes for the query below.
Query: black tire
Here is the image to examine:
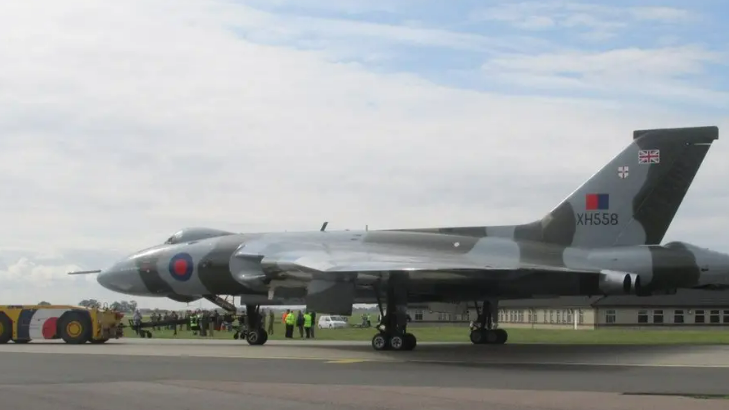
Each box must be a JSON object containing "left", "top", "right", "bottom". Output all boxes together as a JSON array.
[
  {"left": 12, "top": 339, "right": 30, "bottom": 344},
  {"left": 469, "top": 329, "right": 484, "bottom": 344},
  {"left": 0, "top": 314, "right": 11, "bottom": 344},
  {"left": 404, "top": 333, "right": 417, "bottom": 351},
  {"left": 246, "top": 329, "right": 267, "bottom": 345},
  {"left": 494, "top": 328, "right": 508, "bottom": 344},
  {"left": 389, "top": 334, "right": 406, "bottom": 351},
  {"left": 58, "top": 311, "right": 92, "bottom": 344},
  {"left": 371, "top": 333, "right": 388, "bottom": 351},
  {"left": 485, "top": 330, "right": 499, "bottom": 344}
]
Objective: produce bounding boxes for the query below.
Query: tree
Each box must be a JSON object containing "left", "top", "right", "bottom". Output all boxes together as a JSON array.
[
  {"left": 38, "top": 301, "right": 51, "bottom": 306},
  {"left": 78, "top": 299, "right": 101, "bottom": 309},
  {"left": 107, "top": 300, "right": 139, "bottom": 313}
]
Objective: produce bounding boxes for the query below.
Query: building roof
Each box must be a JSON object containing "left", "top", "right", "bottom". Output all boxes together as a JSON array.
[
  {"left": 500, "top": 289, "right": 729, "bottom": 309},
  {"left": 593, "top": 289, "right": 729, "bottom": 308}
]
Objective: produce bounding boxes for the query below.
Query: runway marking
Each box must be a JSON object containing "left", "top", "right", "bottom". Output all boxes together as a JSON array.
[
  {"left": 400, "top": 358, "right": 729, "bottom": 368},
  {"left": 325, "top": 359, "right": 371, "bottom": 364}
]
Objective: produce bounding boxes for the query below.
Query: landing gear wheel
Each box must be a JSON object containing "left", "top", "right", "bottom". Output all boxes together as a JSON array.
[
  {"left": 0, "top": 314, "right": 12, "bottom": 344},
  {"left": 404, "top": 333, "right": 417, "bottom": 351},
  {"left": 371, "top": 333, "right": 389, "bottom": 351},
  {"left": 494, "top": 328, "right": 508, "bottom": 344},
  {"left": 485, "top": 330, "right": 499, "bottom": 344},
  {"left": 470, "top": 329, "right": 485, "bottom": 344},
  {"left": 471, "top": 329, "right": 500, "bottom": 344},
  {"left": 58, "top": 311, "right": 92, "bottom": 344},
  {"left": 246, "top": 328, "right": 268, "bottom": 345},
  {"left": 389, "top": 334, "right": 406, "bottom": 351}
]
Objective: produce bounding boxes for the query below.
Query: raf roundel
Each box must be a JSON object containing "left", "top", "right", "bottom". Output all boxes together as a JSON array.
[{"left": 168, "top": 252, "right": 195, "bottom": 282}]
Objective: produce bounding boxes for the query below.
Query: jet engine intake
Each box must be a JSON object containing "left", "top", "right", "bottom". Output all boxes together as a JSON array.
[
  {"left": 598, "top": 270, "right": 643, "bottom": 295},
  {"left": 305, "top": 279, "right": 355, "bottom": 316}
]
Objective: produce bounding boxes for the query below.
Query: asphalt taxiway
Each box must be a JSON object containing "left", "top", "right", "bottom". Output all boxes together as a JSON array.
[{"left": 2, "top": 339, "right": 729, "bottom": 410}]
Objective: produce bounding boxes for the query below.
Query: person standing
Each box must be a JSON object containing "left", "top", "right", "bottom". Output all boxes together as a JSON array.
[
  {"left": 310, "top": 311, "right": 316, "bottom": 339},
  {"left": 267, "top": 309, "right": 274, "bottom": 335},
  {"left": 284, "top": 309, "right": 295, "bottom": 339},
  {"left": 296, "top": 310, "right": 304, "bottom": 338},
  {"left": 303, "top": 311, "right": 312, "bottom": 339}
]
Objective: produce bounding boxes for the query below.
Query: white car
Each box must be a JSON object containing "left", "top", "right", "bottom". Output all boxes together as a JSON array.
[{"left": 317, "top": 315, "right": 348, "bottom": 329}]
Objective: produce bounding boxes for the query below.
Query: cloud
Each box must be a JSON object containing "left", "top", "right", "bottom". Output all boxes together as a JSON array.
[
  {"left": 480, "top": 46, "right": 729, "bottom": 105},
  {"left": 471, "top": 2, "right": 696, "bottom": 38},
  {"left": 0, "top": 0, "right": 727, "bottom": 309},
  {"left": 0, "top": 258, "right": 85, "bottom": 286}
]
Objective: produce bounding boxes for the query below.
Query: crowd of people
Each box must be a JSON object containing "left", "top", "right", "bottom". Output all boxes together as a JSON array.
[{"left": 130, "top": 307, "right": 320, "bottom": 339}]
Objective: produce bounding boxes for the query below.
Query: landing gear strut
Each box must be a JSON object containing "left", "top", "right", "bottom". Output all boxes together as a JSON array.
[
  {"left": 244, "top": 304, "right": 268, "bottom": 346},
  {"left": 469, "top": 300, "right": 507, "bottom": 345},
  {"left": 371, "top": 277, "right": 416, "bottom": 351}
]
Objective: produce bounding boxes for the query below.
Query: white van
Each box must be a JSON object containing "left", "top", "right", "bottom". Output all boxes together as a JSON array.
[{"left": 317, "top": 315, "right": 348, "bottom": 329}]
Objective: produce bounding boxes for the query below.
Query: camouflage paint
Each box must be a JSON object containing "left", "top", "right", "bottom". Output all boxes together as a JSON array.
[{"left": 92, "top": 127, "right": 729, "bottom": 310}]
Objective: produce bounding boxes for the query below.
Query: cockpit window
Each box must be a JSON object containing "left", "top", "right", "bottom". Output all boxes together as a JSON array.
[
  {"left": 164, "top": 230, "right": 184, "bottom": 245},
  {"left": 162, "top": 228, "right": 235, "bottom": 245}
]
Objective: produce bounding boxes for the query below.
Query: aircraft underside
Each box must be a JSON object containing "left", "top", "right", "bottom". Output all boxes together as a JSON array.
[{"left": 204, "top": 279, "right": 509, "bottom": 351}]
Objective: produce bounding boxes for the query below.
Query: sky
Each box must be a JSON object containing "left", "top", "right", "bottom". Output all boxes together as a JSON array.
[{"left": 0, "top": 0, "right": 727, "bottom": 310}]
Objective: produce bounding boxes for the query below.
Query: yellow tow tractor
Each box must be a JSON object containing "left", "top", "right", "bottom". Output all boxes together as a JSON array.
[{"left": 0, "top": 304, "right": 124, "bottom": 344}]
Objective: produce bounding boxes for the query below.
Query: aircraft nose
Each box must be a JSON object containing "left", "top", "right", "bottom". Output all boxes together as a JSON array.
[{"left": 97, "top": 260, "right": 150, "bottom": 295}]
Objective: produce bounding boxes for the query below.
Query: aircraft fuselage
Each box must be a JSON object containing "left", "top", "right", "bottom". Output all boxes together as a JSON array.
[{"left": 97, "top": 229, "right": 729, "bottom": 305}]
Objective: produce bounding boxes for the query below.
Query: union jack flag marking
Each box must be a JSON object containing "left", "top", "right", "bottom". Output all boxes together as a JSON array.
[{"left": 638, "top": 149, "right": 660, "bottom": 164}]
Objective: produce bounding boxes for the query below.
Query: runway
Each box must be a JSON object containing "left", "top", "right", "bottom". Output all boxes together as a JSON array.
[{"left": 1, "top": 339, "right": 728, "bottom": 410}]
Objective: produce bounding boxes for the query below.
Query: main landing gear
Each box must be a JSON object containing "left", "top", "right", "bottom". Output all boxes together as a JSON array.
[
  {"left": 244, "top": 304, "right": 268, "bottom": 346},
  {"left": 371, "top": 277, "right": 417, "bottom": 351},
  {"left": 469, "top": 300, "right": 507, "bottom": 345}
]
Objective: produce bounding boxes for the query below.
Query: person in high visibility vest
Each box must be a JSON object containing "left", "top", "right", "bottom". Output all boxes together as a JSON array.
[
  {"left": 303, "top": 311, "right": 312, "bottom": 339},
  {"left": 284, "top": 309, "right": 295, "bottom": 338},
  {"left": 190, "top": 313, "right": 200, "bottom": 336}
]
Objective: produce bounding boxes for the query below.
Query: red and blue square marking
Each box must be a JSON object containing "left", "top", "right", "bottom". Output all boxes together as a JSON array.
[{"left": 585, "top": 193, "right": 609, "bottom": 210}]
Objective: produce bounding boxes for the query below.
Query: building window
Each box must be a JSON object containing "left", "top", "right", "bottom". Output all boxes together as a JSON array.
[
  {"left": 414, "top": 310, "right": 423, "bottom": 321},
  {"left": 710, "top": 310, "right": 720, "bottom": 324},
  {"left": 638, "top": 310, "right": 648, "bottom": 323},
  {"left": 674, "top": 310, "right": 684, "bottom": 324},
  {"left": 723, "top": 310, "right": 729, "bottom": 324},
  {"left": 695, "top": 310, "right": 705, "bottom": 324},
  {"left": 605, "top": 309, "right": 616, "bottom": 324},
  {"left": 518, "top": 310, "right": 524, "bottom": 323},
  {"left": 653, "top": 310, "right": 664, "bottom": 324},
  {"left": 528, "top": 310, "right": 533, "bottom": 323},
  {"left": 578, "top": 309, "right": 584, "bottom": 324},
  {"left": 549, "top": 310, "right": 554, "bottom": 323},
  {"left": 566, "top": 310, "right": 573, "bottom": 323}
]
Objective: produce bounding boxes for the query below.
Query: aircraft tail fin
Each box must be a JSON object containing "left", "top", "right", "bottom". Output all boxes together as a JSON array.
[{"left": 517, "top": 126, "right": 718, "bottom": 248}]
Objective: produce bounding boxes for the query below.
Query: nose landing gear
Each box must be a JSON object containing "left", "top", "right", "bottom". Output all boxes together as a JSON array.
[{"left": 244, "top": 304, "right": 268, "bottom": 346}]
